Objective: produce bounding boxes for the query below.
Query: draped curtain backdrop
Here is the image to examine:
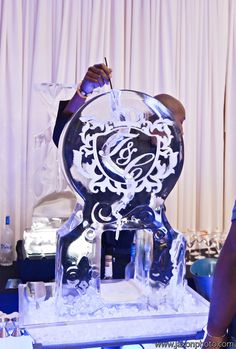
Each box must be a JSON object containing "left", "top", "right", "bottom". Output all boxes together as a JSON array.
[{"left": 0, "top": 0, "right": 235, "bottom": 247}]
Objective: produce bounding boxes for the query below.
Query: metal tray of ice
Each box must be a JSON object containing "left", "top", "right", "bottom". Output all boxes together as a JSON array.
[{"left": 19, "top": 280, "right": 209, "bottom": 348}]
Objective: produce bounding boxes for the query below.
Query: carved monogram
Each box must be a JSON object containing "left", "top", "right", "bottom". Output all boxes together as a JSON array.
[{"left": 70, "top": 116, "right": 179, "bottom": 196}]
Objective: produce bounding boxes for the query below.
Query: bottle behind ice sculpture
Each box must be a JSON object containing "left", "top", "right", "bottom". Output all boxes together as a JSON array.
[
  {"left": 0, "top": 216, "right": 14, "bottom": 266},
  {"left": 104, "top": 255, "right": 113, "bottom": 279},
  {"left": 125, "top": 242, "right": 136, "bottom": 280}
]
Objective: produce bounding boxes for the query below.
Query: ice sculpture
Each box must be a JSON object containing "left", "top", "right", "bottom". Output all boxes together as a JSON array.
[{"left": 55, "top": 89, "right": 186, "bottom": 314}]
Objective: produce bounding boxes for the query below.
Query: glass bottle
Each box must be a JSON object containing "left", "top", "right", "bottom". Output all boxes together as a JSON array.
[
  {"left": 0, "top": 215, "right": 14, "bottom": 266},
  {"left": 125, "top": 242, "right": 136, "bottom": 280},
  {"left": 104, "top": 254, "right": 113, "bottom": 279}
]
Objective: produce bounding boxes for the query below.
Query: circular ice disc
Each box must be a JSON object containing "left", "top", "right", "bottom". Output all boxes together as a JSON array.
[{"left": 59, "top": 89, "right": 184, "bottom": 221}]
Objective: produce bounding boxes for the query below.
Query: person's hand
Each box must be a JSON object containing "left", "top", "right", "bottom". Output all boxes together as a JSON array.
[
  {"left": 202, "top": 333, "right": 229, "bottom": 348},
  {"left": 80, "top": 63, "right": 112, "bottom": 95}
]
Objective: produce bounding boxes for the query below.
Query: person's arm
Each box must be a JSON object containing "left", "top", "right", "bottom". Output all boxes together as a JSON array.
[
  {"left": 53, "top": 63, "right": 112, "bottom": 147},
  {"left": 203, "top": 208, "right": 236, "bottom": 346}
]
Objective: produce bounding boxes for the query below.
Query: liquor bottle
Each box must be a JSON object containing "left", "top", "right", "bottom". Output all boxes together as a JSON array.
[
  {"left": 104, "top": 254, "right": 113, "bottom": 279},
  {"left": 125, "top": 242, "right": 136, "bottom": 280},
  {"left": 0, "top": 215, "right": 14, "bottom": 266}
]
